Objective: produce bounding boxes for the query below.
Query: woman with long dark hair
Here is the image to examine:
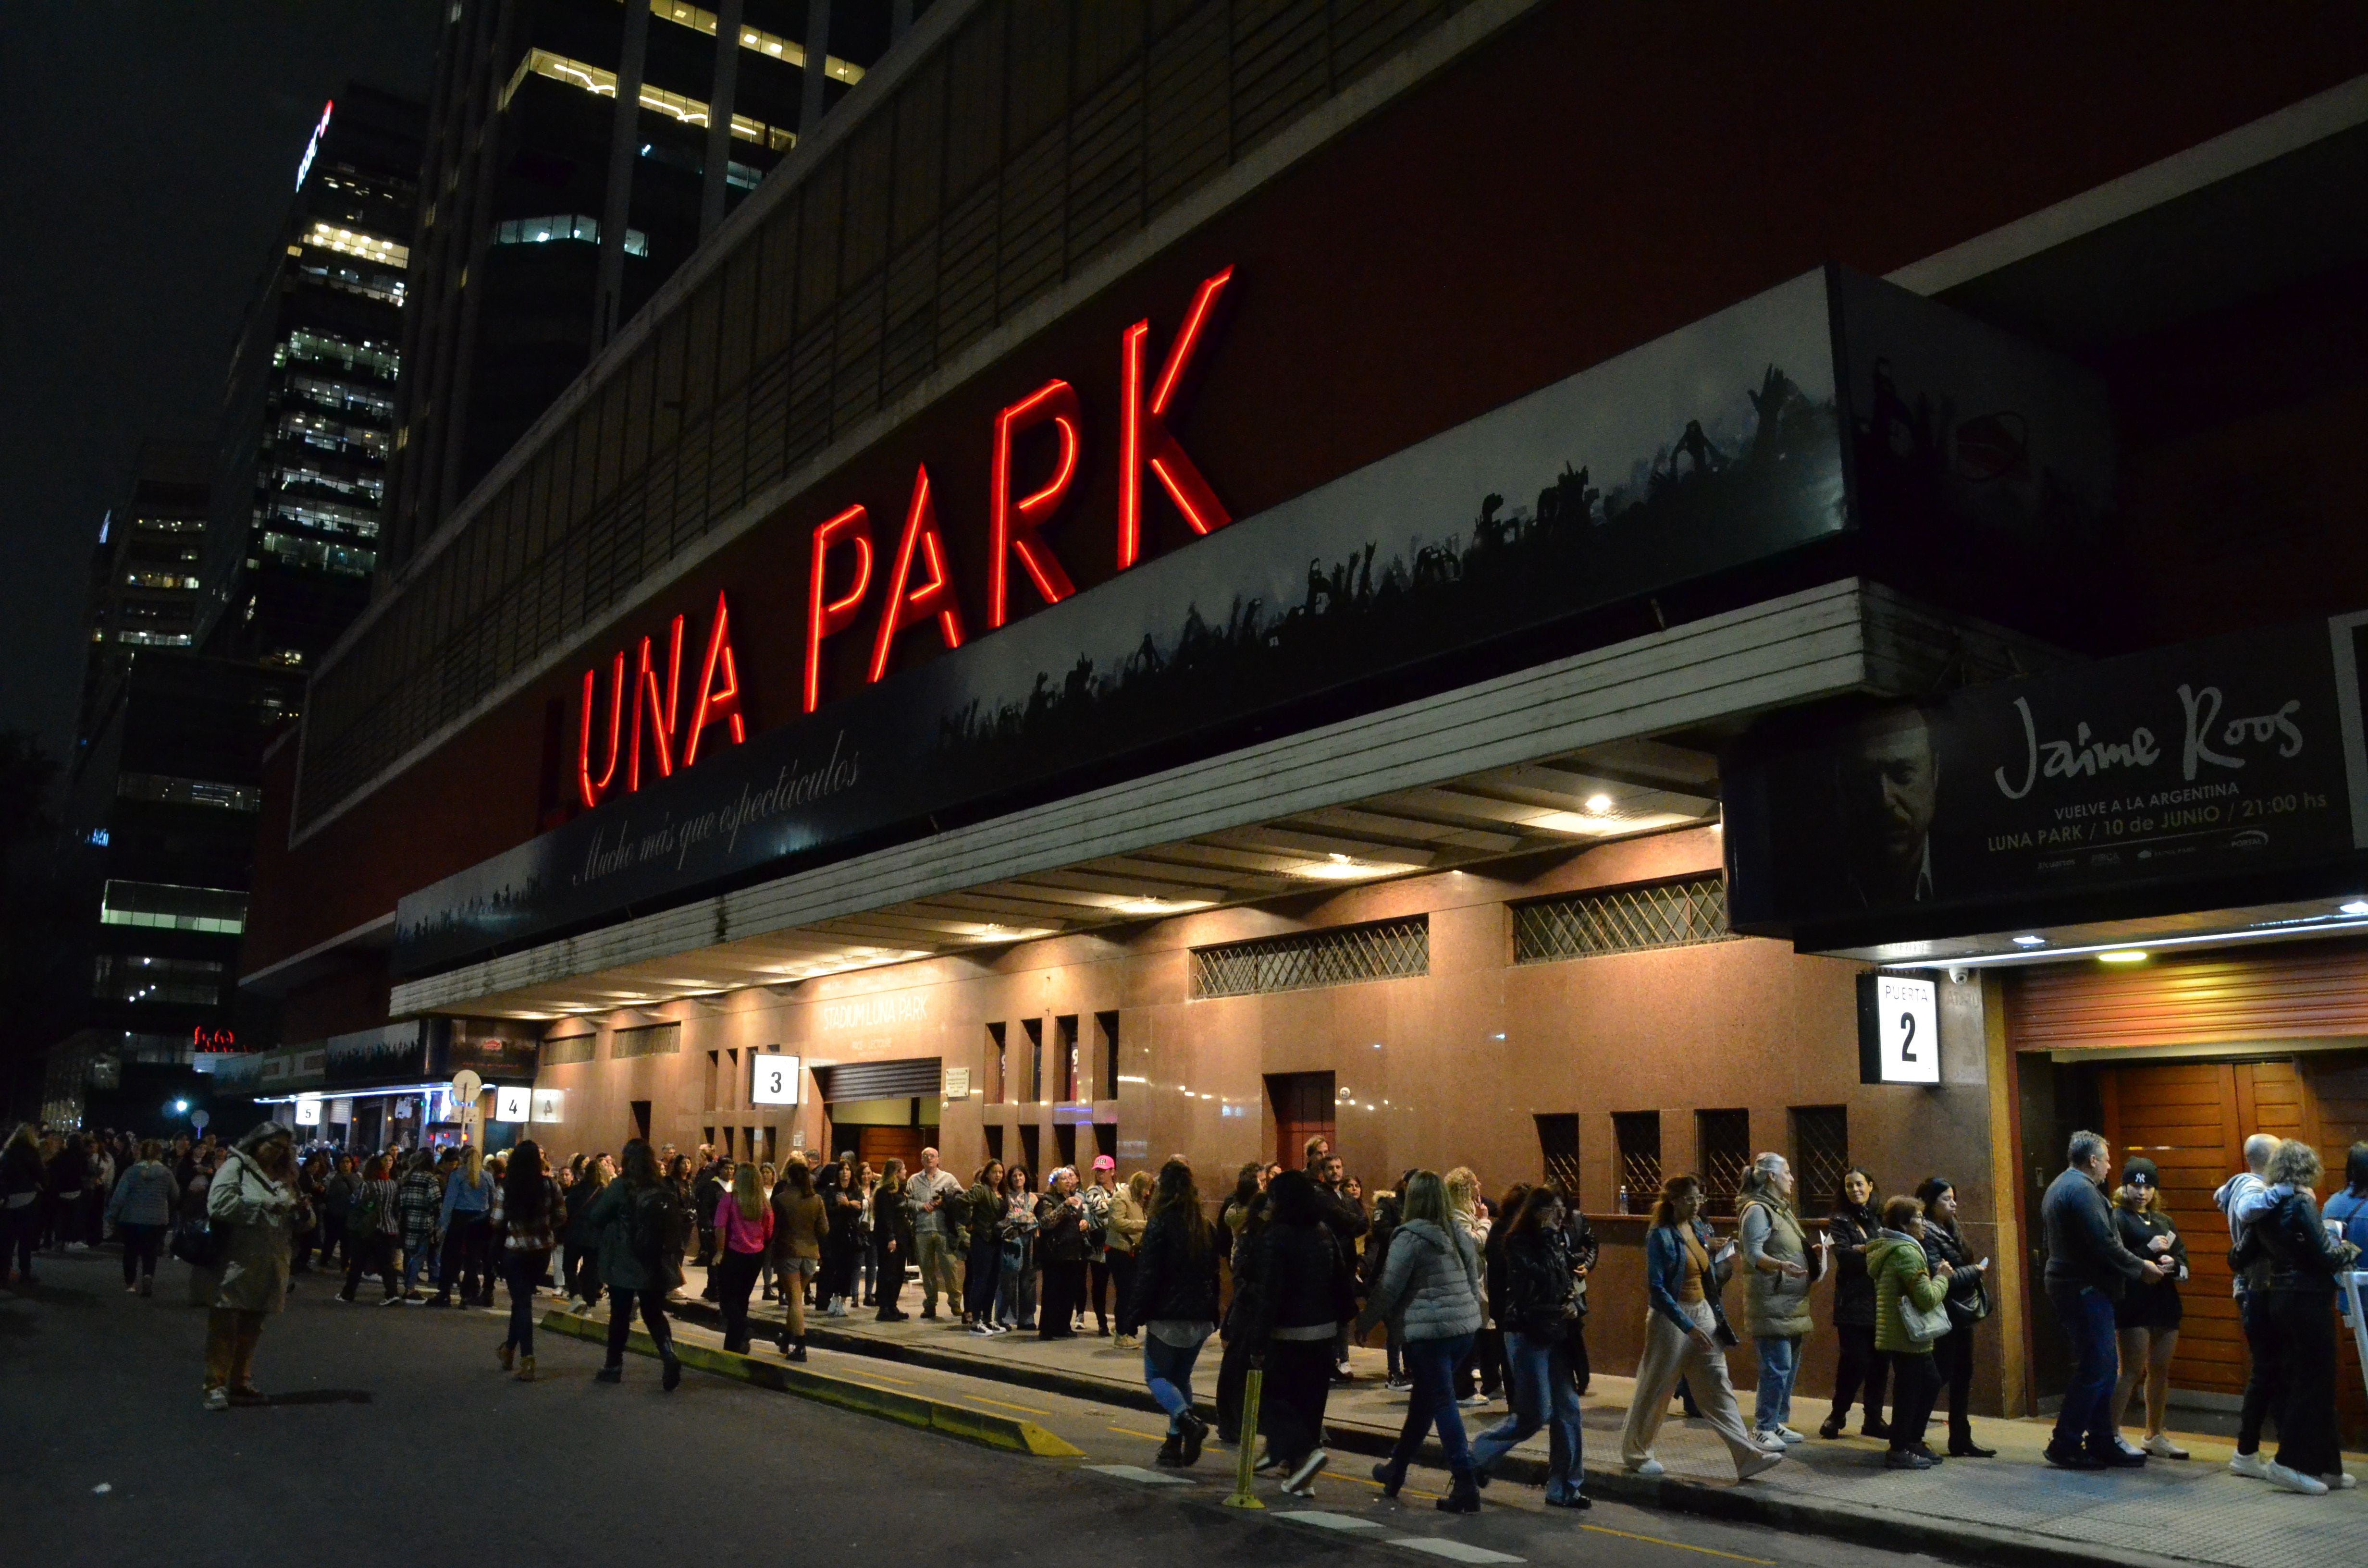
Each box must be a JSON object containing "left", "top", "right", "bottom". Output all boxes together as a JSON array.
[
  {"left": 1214, "top": 1168, "right": 1269, "bottom": 1444},
  {"left": 872, "top": 1158, "right": 911, "bottom": 1321},
  {"left": 493, "top": 1139, "right": 563, "bottom": 1379},
  {"left": 1818, "top": 1167, "right": 1889, "bottom": 1440},
  {"left": 1242, "top": 1169, "right": 1349, "bottom": 1495},
  {"left": 709, "top": 1158, "right": 773, "bottom": 1353},
  {"left": 995, "top": 1164, "right": 1039, "bottom": 1331},
  {"left": 771, "top": 1155, "right": 826, "bottom": 1359},
  {"left": 1123, "top": 1157, "right": 1221, "bottom": 1467},
  {"left": 963, "top": 1159, "right": 1006, "bottom": 1335},
  {"left": 816, "top": 1156, "right": 859, "bottom": 1316},
  {"left": 1470, "top": 1184, "right": 1590, "bottom": 1507},
  {"left": 1916, "top": 1176, "right": 1997, "bottom": 1458},
  {"left": 583, "top": 1139, "right": 682, "bottom": 1389},
  {"left": 1619, "top": 1174, "right": 1783, "bottom": 1483}
]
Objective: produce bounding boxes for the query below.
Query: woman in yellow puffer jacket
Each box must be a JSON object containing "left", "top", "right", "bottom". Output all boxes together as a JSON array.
[{"left": 1864, "top": 1193, "right": 1950, "bottom": 1471}]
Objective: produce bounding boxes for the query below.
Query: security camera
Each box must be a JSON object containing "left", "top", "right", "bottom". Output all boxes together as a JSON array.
[{"left": 1948, "top": 967, "right": 1970, "bottom": 986}]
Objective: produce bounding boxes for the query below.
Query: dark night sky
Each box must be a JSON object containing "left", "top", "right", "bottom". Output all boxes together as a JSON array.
[{"left": 0, "top": 1, "right": 441, "bottom": 778}]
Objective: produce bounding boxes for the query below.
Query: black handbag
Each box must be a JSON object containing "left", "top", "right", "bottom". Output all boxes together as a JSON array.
[{"left": 170, "top": 1215, "right": 222, "bottom": 1271}]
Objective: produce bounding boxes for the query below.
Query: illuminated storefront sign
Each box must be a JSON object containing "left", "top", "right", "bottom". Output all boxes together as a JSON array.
[{"left": 398, "top": 267, "right": 2112, "bottom": 976}]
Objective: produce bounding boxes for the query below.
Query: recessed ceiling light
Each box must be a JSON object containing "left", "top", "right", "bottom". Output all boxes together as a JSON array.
[
  {"left": 2342, "top": 900, "right": 2368, "bottom": 917},
  {"left": 1584, "top": 794, "right": 1614, "bottom": 814},
  {"left": 2097, "top": 949, "right": 2149, "bottom": 964},
  {"left": 2011, "top": 935, "right": 2047, "bottom": 947}
]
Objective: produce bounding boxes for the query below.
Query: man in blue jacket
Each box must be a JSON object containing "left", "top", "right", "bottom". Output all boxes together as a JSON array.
[{"left": 2040, "top": 1131, "right": 2163, "bottom": 1470}]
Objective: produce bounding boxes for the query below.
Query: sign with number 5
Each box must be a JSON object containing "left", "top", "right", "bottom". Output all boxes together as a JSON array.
[
  {"left": 751, "top": 1053, "right": 803, "bottom": 1106},
  {"left": 1857, "top": 972, "right": 1940, "bottom": 1085}
]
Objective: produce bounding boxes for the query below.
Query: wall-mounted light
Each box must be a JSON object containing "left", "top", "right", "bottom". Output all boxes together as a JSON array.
[{"left": 2097, "top": 950, "right": 2148, "bottom": 965}]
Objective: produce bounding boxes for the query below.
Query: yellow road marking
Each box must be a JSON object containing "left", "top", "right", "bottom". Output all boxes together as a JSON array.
[
  {"left": 1109, "top": 1425, "right": 1169, "bottom": 1440},
  {"left": 1582, "top": 1523, "right": 1774, "bottom": 1564}
]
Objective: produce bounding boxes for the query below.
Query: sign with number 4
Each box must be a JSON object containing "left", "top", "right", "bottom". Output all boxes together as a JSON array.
[{"left": 1857, "top": 972, "right": 1940, "bottom": 1085}]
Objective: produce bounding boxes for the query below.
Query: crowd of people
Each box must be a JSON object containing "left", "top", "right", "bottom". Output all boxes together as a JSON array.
[{"left": 4, "top": 1116, "right": 2362, "bottom": 1510}]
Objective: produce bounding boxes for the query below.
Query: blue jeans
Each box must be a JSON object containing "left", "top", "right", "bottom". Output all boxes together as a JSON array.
[
  {"left": 503, "top": 1251, "right": 545, "bottom": 1355},
  {"left": 1753, "top": 1333, "right": 1802, "bottom": 1434},
  {"left": 400, "top": 1232, "right": 437, "bottom": 1297},
  {"left": 1471, "top": 1330, "right": 1583, "bottom": 1498},
  {"left": 1143, "top": 1332, "right": 1208, "bottom": 1431},
  {"left": 1386, "top": 1333, "right": 1476, "bottom": 1477},
  {"left": 2048, "top": 1282, "right": 2121, "bottom": 1458}
]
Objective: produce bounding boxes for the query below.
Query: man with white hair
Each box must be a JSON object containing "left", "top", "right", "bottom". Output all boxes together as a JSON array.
[{"left": 2214, "top": 1131, "right": 2286, "bottom": 1480}]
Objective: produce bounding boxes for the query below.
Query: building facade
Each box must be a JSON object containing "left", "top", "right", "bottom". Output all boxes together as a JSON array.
[
  {"left": 200, "top": 86, "right": 424, "bottom": 669},
  {"left": 384, "top": 0, "right": 898, "bottom": 572},
  {"left": 243, "top": 1, "right": 2368, "bottom": 1433}
]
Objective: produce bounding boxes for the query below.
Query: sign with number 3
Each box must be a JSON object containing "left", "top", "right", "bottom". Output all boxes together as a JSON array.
[{"left": 751, "top": 1053, "right": 803, "bottom": 1106}]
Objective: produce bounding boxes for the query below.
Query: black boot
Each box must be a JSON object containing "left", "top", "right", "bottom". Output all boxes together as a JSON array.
[
  {"left": 1178, "top": 1411, "right": 1209, "bottom": 1467},
  {"left": 1436, "top": 1470, "right": 1481, "bottom": 1514},
  {"left": 789, "top": 1338, "right": 807, "bottom": 1362},
  {"left": 662, "top": 1351, "right": 682, "bottom": 1392},
  {"left": 1372, "top": 1460, "right": 1405, "bottom": 1498},
  {"left": 1155, "top": 1431, "right": 1187, "bottom": 1468}
]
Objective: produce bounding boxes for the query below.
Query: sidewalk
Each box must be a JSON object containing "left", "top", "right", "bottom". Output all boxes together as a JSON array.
[{"left": 653, "top": 1264, "right": 2363, "bottom": 1568}]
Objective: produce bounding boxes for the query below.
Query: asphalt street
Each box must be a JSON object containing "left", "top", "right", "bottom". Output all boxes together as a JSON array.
[{"left": 1, "top": 1250, "right": 1966, "bottom": 1568}]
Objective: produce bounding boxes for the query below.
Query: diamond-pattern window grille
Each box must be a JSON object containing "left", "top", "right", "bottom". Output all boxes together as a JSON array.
[
  {"left": 1697, "top": 1108, "right": 1752, "bottom": 1219},
  {"left": 1513, "top": 877, "right": 1734, "bottom": 965},
  {"left": 1792, "top": 1105, "right": 1850, "bottom": 1220},
  {"left": 1190, "top": 916, "right": 1428, "bottom": 1000},
  {"left": 1613, "top": 1111, "right": 1661, "bottom": 1210},
  {"left": 541, "top": 1034, "right": 596, "bottom": 1066},
  {"left": 612, "top": 1023, "right": 681, "bottom": 1059}
]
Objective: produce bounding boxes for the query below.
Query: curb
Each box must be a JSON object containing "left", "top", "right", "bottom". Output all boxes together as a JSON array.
[
  {"left": 645, "top": 1298, "right": 2234, "bottom": 1568},
  {"left": 539, "top": 1309, "right": 1081, "bottom": 1458}
]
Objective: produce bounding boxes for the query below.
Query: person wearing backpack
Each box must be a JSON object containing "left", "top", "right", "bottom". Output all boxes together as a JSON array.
[{"left": 583, "top": 1139, "right": 682, "bottom": 1390}]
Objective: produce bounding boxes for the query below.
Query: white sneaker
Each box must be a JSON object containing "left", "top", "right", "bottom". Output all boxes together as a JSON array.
[
  {"left": 203, "top": 1387, "right": 229, "bottom": 1412},
  {"left": 1775, "top": 1426, "right": 1807, "bottom": 1446},
  {"left": 2229, "top": 1451, "right": 2272, "bottom": 1480},
  {"left": 1627, "top": 1458, "right": 1665, "bottom": 1478},
  {"left": 2264, "top": 1462, "right": 2329, "bottom": 1495},
  {"left": 1458, "top": 1393, "right": 1491, "bottom": 1408},
  {"left": 1283, "top": 1447, "right": 1327, "bottom": 1496},
  {"left": 1736, "top": 1448, "right": 1785, "bottom": 1482},
  {"left": 2324, "top": 1471, "right": 2357, "bottom": 1490},
  {"left": 2142, "top": 1433, "right": 2188, "bottom": 1460}
]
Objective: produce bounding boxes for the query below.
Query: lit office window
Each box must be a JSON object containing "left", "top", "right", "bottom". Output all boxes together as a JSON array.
[
  {"left": 303, "top": 220, "right": 409, "bottom": 269},
  {"left": 123, "top": 571, "right": 200, "bottom": 591},
  {"left": 502, "top": 48, "right": 795, "bottom": 152},
  {"left": 634, "top": 0, "right": 863, "bottom": 84},
  {"left": 115, "top": 631, "right": 194, "bottom": 648},
  {"left": 285, "top": 375, "right": 395, "bottom": 420},
  {"left": 265, "top": 498, "right": 379, "bottom": 538},
  {"left": 92, "top": 954, "right": 226, "bottom": 1006},
  {"left": 280, "top": 329, "right": 399, "bottom": 380},
  {"left": 99, "top": 880, "right": 248, "bottom": 935},
  {"left": 261, "top": 530, "right": 377, "bottom": 577},
  {"left": 116, "top": 773, "right": 263, "bottom": 812},
  {"left": 492, "top": 215, "right": 649, "bottom": 257}
]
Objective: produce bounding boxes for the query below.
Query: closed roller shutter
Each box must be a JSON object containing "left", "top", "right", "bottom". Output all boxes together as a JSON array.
[
  {"left": 813, "top": 1057, "right": 942, "bottom": 1103},
  {"left": 2008, "top": 941, "right": 2368, "bottom": 1054}
]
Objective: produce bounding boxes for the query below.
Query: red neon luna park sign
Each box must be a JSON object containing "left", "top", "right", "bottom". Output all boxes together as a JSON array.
[{"left": 576, "top": 266, "right": 1234, "bottom": 811}]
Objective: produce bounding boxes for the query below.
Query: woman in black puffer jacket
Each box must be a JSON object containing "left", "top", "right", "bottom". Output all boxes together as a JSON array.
[
  {"left": 2239, "top": 1139, "right": 2364, "bottom": 1493},
  {"left": 1820, "top": 1168, "right": 1888, "bottom": 1440},
  {"left": 1243, "top": 1171, "right": 1350, "bottom": 1494},
  {"left": 1122, "top": 1157, "right": 1221, "bottom": 1468}
]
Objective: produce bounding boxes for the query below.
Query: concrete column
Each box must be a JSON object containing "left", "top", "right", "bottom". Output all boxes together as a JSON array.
[
  {"left": 594, "top": 0, "right": 653, "bottom": 350},
  {"left": 798, "top": 0, "right": 831, "bottom": 142},
  {"left": 700, "top": 0, "right": 745, "bottom": 239}
]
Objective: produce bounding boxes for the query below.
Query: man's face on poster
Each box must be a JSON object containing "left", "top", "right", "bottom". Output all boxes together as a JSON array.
[{"left": 1838, "top": 711, "right": 1938, "bottom": 902}]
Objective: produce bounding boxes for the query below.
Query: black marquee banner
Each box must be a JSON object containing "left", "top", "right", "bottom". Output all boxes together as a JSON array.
[{"left": 395, "top": 267, "right": 2112, "bottom": 976}]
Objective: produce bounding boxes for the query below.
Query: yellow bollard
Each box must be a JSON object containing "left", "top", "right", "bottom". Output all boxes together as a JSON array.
[{"left": 1222, "top": 1364, "right": 1267, "bottom": 1509}]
